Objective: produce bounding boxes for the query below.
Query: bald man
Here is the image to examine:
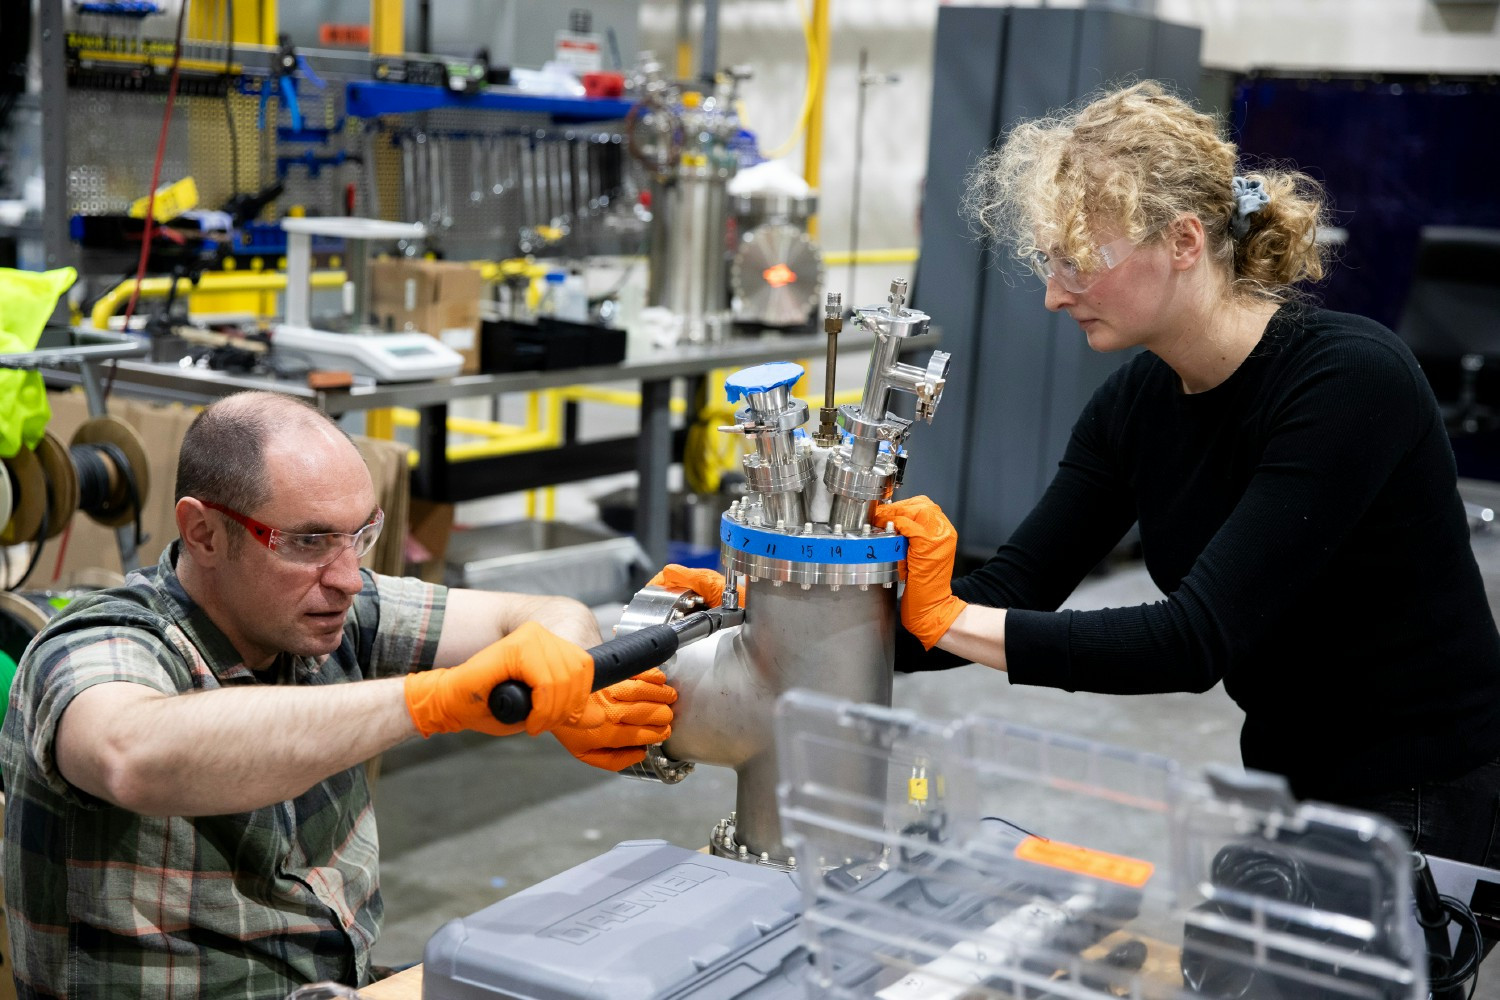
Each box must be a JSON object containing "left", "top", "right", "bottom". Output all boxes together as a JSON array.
[{"left": 0, "top": 391, "right": 675, "bottom": 998}]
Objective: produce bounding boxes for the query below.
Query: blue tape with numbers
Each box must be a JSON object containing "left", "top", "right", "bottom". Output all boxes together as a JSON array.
[{"left": 720, "top": 514, "right": 907, "bottom": 564}]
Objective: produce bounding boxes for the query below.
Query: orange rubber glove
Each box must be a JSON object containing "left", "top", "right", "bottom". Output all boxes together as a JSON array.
[
  {"left": 647, "top": 564, "right": 726, "bottom": 606},
  {"left": 553, "top": 668, "right": 677, "bottom": 771},
  {"left": 874, "top": 495, "right": 968, "bottom": 650},
  {"left": 404, "top": 621, "right": 593, "bottom": 738}
]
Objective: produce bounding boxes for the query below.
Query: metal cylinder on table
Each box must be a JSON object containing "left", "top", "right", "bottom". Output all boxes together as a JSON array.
[{"left": 647, "top": 163, "right": 733, "bottom": 344}]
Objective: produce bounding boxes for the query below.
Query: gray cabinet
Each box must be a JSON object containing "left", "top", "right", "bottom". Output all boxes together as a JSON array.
[{"left": 907, "top": 6, "right": 1201, "bottom": 560}]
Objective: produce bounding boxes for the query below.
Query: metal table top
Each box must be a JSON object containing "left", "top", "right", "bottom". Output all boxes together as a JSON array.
[{"left": 42, "top": 328, "right": 941, "bottom": 414}]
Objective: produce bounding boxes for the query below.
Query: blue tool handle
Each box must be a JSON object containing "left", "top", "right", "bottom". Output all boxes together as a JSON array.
[
  {"left": 487, "top": 623, "right": 682, "bottom": 725},
  {"left": 280, "top": 76, "right": 303, "bottom": 132}
]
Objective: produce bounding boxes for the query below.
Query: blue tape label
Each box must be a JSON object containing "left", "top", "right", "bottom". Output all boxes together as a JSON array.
[{"left": 720, "top": 515, "right": 906, "bottom": 564}]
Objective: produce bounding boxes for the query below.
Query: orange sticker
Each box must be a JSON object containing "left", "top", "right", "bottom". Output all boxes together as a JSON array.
[
  {"left": 1014, "top": 836, "right": 1154, "bottom": 888},
  {"left": 762, "top": 263, "right": 797, "bottom": 288}
]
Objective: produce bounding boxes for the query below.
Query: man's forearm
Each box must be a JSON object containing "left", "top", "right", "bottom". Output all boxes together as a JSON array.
[
  {"left": 436, "top": 589, "right": 602, "bottom": 666},
  {"left": 500, "top": 593, "right": 601, "bottom": 648},
  {"left": 58, "top": 677, "right": 419, "bottom": 816}
]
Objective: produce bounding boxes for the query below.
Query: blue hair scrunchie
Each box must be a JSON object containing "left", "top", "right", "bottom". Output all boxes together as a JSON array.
[{"left": 1230, "top": 175, "right": 1270, "bottom": 239}]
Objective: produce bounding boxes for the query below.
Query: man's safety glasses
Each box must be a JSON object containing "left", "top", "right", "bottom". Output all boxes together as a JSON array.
[
  {"left": 200, "top": 500, "right": 384, "bottom": 567},
  {"left": 1028, "top": 233, "right": 1141, "bottom": 294}
]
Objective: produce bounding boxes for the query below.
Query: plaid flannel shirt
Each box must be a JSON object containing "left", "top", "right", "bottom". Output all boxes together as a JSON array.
[{"left": 0, "top": 543, "right": 446, "bottom": 999}]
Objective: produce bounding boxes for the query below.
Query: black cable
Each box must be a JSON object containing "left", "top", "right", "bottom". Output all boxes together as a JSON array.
[
  {"left": 71, "top": 442, "right": 146, "bottom": 549},
  {"left": 95, "top": 442, "right": 146, "bottom": 549},
  {"left": 1428, "top": 893, "right": 1484, "bottom": 997},
  {"left": 8, "top": 507, "right": 46, "bottom": 592},
  {"left": 71, "top": 443, "right": 112, "bottom": 513},
  {"left": 981, "top": 815, "right": 1042, "bottom": 841}
]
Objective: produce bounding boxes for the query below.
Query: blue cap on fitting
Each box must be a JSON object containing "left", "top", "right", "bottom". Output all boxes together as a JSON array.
[{"left": 724, "top": 362, "right": 804, "bottom": 404}]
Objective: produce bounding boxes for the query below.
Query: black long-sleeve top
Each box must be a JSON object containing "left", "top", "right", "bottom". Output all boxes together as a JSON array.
[{"left": 899, "top": 304, "right": 1500, "bottom": 801}]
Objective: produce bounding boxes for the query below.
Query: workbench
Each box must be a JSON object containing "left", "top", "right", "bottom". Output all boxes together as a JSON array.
[
  {"left": 361, "top": 966, "right": 422, "bottom": 999},
  {"left": 44, "top": 329, "right": 939, "bottom": 565}
]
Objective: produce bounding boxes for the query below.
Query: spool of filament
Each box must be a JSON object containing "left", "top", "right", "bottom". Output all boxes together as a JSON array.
[
  {"left": 33, "top": 431, "right": 79, "bottom": 541},
  {"left": 69, "top": 415, "right": 150, "bottom": 530},
  {"left": 0, "top": 458, "right": 13, "bottom": 544},
  {"left": 0, "top": 589, "right": 57, "bottom": 663},
  {"left": 0, "top": 445, "right": 48, "bottom": 546},
  {"left": 0, "top": 590, "right": 72, "bottom": 730}
]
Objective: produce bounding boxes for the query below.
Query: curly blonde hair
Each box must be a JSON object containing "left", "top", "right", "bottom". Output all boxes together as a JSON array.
[{"left": 963, "top": 81, "right": 1329, "bottom": 299}]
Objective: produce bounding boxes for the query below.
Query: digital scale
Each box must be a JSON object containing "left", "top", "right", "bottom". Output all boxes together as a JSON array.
[
  {"left": 273, "top": 217, "right": 465, "bottom": 382},
  {"left": 269, "top": 324, "right": 464, "bottom": 382}
]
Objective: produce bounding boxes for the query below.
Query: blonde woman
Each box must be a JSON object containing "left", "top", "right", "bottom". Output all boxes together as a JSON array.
[{"left": 882, "top": 81, "right": 1500, "bottom": 867}]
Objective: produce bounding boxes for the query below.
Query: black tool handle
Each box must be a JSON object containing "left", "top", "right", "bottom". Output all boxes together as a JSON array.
[{"left": 487, "top": 622, "right": 683, "bottom": 725}]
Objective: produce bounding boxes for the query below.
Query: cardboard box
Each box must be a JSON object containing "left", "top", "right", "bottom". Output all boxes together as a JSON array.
[
  {"left": 370, "top": 259, "right": 483, "bottom": 375},
  {"left": 406, "top": 499, "right": 455, "bottom": 583},
  {"left": 27, "top": 391, "right": 412, "bottom": 586}
]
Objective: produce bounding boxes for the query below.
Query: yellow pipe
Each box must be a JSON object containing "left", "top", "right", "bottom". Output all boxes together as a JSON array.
[
  {"left": 91, "top": 271, "right": 347, "bottom": 330},
  {"left": 824, "top": 248, "right": 920, "bottom": 266},
  {"left": 439, "top": 416, "right": 532, "bottom": 438},
  {"left": 449, "top": 429, "right": 558, "bottom": 461},
  {"left": 804, "top": 0, "right": 830, "bottom": 239},
  {"left": 258, "top": 0, "right": 277, "bottom": 46},
  {"left": 365, "top": 409, "right": 396, "bottom": 440},
  {"left": 370, "top": 0, "right": 404, "bottom": 56},
  {"left": 675, "top": 0, "right": 693, "bottom": 80},
  {"left": 524, "top": 392, "right": 561, "bottom": 520}
]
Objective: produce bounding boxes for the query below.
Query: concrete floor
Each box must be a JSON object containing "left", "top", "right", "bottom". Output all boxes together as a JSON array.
[{"left": 362, "top": 467, "right": 1500, "bottom": 995}]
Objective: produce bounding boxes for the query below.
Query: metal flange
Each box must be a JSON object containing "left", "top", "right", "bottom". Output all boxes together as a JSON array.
[
  {"left": 720, "top": 512, "right": 904, "bottom": 588},
  {"left": 823, "top": 449, "right": 898, "bottom": 502},
  {"left": 741, "top": 453, "right": 814, "bottom": 494}
]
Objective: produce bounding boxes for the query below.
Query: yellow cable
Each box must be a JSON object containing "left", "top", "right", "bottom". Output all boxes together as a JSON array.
[{"left": 760, "top": 0, "right": 823, "bottom": 161}]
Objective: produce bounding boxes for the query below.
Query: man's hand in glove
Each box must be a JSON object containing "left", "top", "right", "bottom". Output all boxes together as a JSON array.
[
  {"left": 553, "top": 668, "right": 677, "bottom": 771},
  {"left": 404, "top": 621, "right": 593, "bottom": 738},
  {"left": 874, "top": 495, "right": 968, "bottom": 649}
]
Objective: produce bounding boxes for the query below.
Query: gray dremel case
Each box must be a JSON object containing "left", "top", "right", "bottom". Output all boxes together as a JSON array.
[{"left": 421, "top": 840, "right": 807, "bottom": 999}]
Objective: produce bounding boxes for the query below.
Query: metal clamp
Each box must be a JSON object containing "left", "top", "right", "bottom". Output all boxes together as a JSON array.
[
  {"left": 615, "top": 585, "right": 708, "bottom": 636},
  {"left": 837, "top": 403, "right": 913, "bottom": 445},
  {"left": 619, "top": 743, "right": 696, "bottom": 785}
]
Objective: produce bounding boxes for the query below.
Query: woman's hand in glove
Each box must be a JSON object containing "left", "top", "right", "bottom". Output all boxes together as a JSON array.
[{"left": 874, "top": 495, "right": 969, "bottom": 649}]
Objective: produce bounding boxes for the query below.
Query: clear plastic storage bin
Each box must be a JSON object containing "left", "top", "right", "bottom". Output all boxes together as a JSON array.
[{"left": 775, "top": 690, "right": 1426, "bottom": 1000}]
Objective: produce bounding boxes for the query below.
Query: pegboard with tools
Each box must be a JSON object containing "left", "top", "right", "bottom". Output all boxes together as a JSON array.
[{"left": 46, "top": 4, "right": 643, "bottom": 304}]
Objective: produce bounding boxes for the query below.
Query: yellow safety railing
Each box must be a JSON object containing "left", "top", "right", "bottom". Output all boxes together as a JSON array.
[{"left": 388, "top": 394, "right": 565, "bottom": 519}]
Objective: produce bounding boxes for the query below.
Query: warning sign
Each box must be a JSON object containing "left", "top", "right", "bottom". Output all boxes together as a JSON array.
[{"left": 554, "top": 31, "right": 603, "bottom": 74}]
